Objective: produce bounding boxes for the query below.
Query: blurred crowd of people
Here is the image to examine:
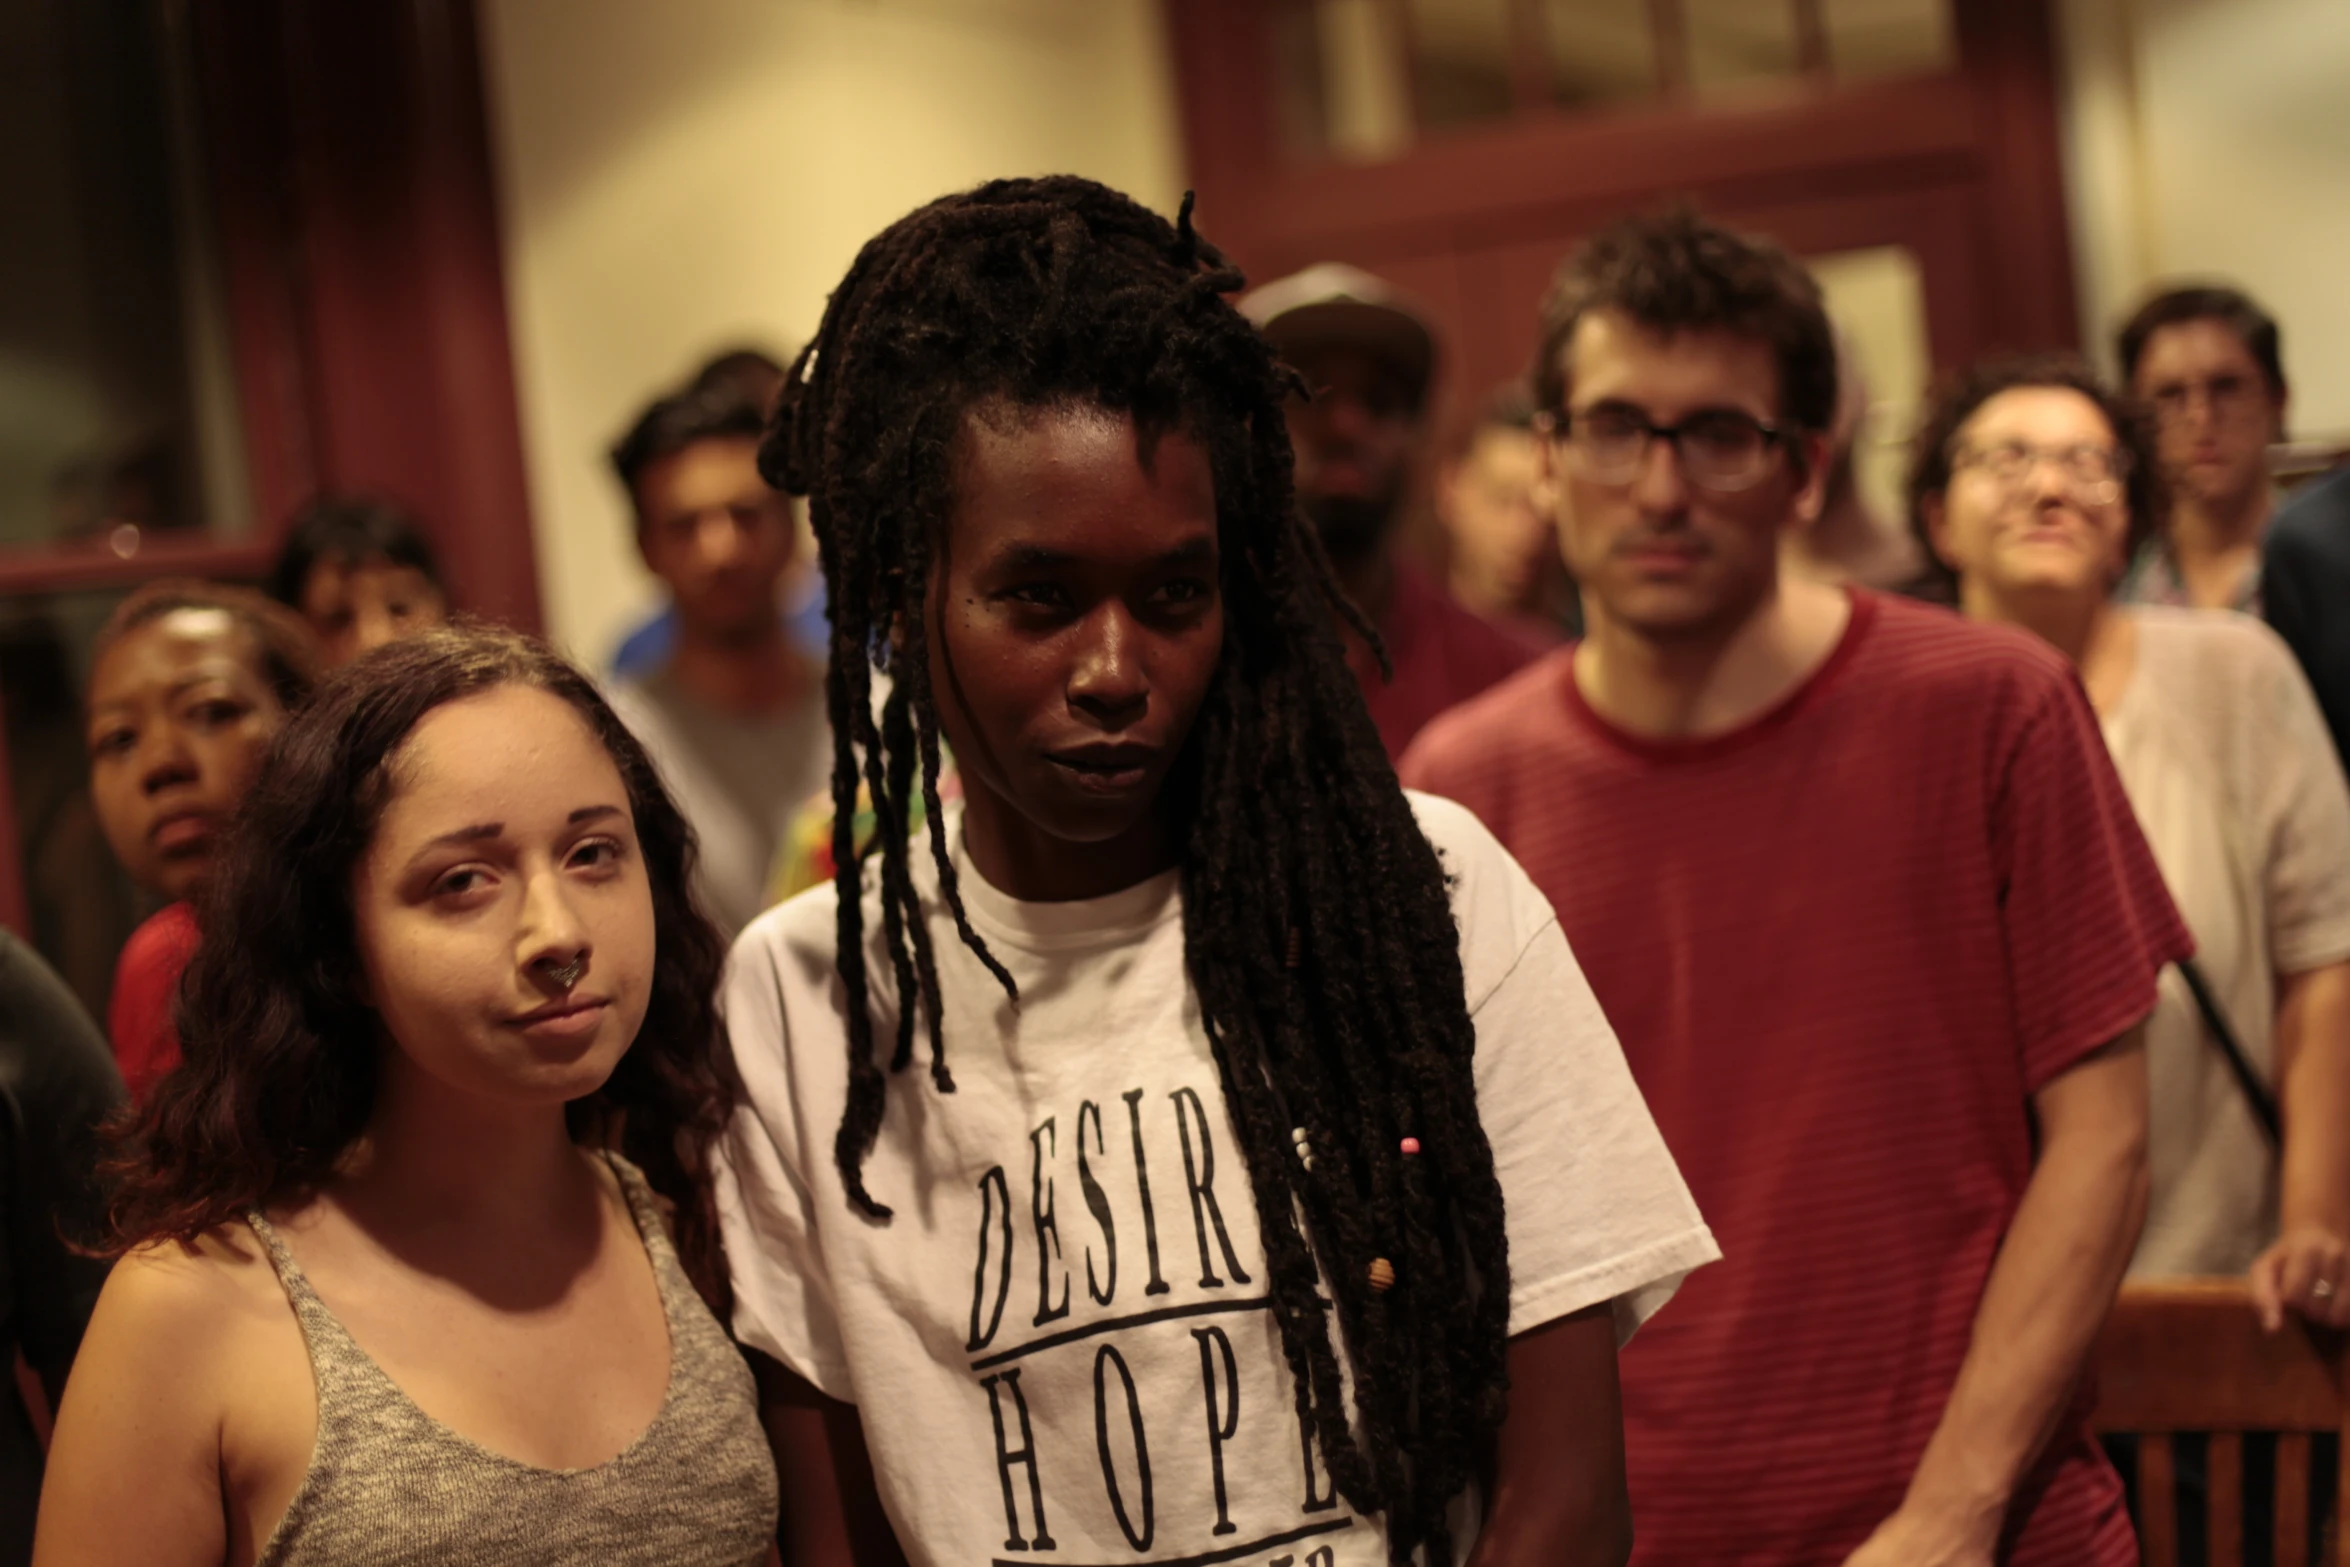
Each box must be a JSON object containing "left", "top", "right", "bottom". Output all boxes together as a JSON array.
[{"left": 8, "top": 176, "right": 2350, "bottom": 1567}]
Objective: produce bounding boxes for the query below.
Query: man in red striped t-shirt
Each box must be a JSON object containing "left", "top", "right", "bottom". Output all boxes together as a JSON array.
[{"left": 1401, "top": 210, "right": 2189, "bottom": 1566}]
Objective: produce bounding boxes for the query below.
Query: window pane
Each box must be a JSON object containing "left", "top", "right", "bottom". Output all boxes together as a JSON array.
[
  {"left": 1405, "top": 0, "right": 1516, "bottom": 134},
  {"left": 1684, "top": 0, "right": 1802, "bottom": 98},
  {"left": 1313, "top": 0, "right": 1416, "bottom": 161},
  {"left": 1541, "top": 0, "right": 1660, "bottom": 108},
  {"left": 1823, "top": 0, "right": 1955, "bottom": 83},
  {"left": 1808, "top": 244, "right": 1932, "bottom": 578},
  {"left": 0, "top": 0, "right": 251, "bottom": 557}
]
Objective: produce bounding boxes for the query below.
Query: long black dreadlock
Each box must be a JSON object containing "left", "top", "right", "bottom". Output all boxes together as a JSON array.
[{"left": 760, "top": 175, "right": 1512, "bottom": 1563}]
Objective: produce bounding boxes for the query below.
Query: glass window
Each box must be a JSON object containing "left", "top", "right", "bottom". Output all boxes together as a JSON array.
[
  {"left": 1274, "top": 0, "right": 1956, "bottom": 162},
  {"left": 1541, "top": 0, "right": 1661, "bottom": 108},
  {"left": 1822, "top": 0, "right": 1956, "bottom": 83},
  {"left": 1404, "top": 0, "right": 1516, "bottom": 134},
  {"left": 1682, "top": 0, "right": 1803, "bottom": 98},
  {"left": 1809, "top": 244, "right": 1932, "bottom": 549},
  {"left": 0, "top": 0, "right": 251, "bottom": 558}
]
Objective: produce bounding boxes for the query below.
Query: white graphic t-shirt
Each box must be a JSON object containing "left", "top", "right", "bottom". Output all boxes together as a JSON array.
[{"left": 718, "top": 791, "right": 1717, "bottom": 1567}]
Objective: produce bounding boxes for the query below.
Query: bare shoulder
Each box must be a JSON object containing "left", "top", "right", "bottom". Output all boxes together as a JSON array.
[{"left": 77, "top": 1226, "right": 293, "bottom": 1400}]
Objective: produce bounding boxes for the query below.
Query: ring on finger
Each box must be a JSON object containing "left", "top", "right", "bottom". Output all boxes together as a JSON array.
[{"left": 2315, "top": 1278, "right": 2337, "bottom": 1301}]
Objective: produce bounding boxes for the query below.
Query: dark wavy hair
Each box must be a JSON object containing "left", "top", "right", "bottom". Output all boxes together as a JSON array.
[
  {"left": 266, "top": 492, "right": 447, "bottom": 609},
  {"left": 1534, "top": 204, "right": 1838, "bottom": 441},
  {"left": 101, "top": 622, "right": 741, "bottom": 1309},
  {"left": 1903, "top": 353, "right": 2162, "bottom": 603},
  {"left": 766, "top": 175, "right": 1509, "bottom": 1562},
  {"left": 2117, "top": 283, "right": 2286, "bottom": 398}
]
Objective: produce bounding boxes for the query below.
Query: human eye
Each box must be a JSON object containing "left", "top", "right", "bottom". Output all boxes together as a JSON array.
[
  {"left": 1683, "top": 411, "right": 1765, "bottom": 461},
  {"left": 2066, "top": 446, "right": 2120, "bottom": 483},
  {"left": 1982, "top": 441, "right": 2033, "bottom": 480},
  {"left": 1000, "top": 581, "right": 1073, "bottom": 614},
  {"left": 429, "top": 865, "right": 495, "bottom": 902},
  {"left": 1577, "top": 405, "right": 1645, "bottom": 444},
  {"left": 88, "top": 724, "right": 136, "bottom": 759},
  {"left": 186, "top": 696, "right": 253, "bottom": 729},
  {"left": 1155, "top": 576, "right": 1214, "bottom": 606},
  {"left": 567, "top": 835, "right": 629, "bottom": 876}
]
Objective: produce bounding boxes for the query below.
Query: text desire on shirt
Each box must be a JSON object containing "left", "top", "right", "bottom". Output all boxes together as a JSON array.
[{"left": 958, "top": 1078, "right": 1369, "bottom": 1567}]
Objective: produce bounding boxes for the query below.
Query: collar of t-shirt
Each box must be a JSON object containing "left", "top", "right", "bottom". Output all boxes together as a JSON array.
[
  {"left": 1562, "top": 586, "right": 1878, "bottom": 765},
  {"left": 946, "top": 815, "right": 1183, "bottom": 956}
]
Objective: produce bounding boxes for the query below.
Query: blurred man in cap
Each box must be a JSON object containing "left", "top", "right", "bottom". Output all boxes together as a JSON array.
[{"left": 1244, "top": 263, "right": 1551, "bottom": 758}]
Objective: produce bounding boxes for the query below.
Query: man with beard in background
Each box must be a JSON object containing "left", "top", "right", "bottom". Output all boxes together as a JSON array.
[{"left": 1243, "top": 265, "right": 1552, "bottom": 758}]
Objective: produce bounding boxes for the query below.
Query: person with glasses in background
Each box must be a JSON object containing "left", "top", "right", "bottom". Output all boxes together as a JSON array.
[
  {"left": 2115, "top": 286, "right": 2289, "bottom": 612},
  {"left": 1402, "top": 209, "right": 2188, "bottom": 1566},
  {"left": 1913, "top": 355, "right": 2350, "bottom": 1322}
]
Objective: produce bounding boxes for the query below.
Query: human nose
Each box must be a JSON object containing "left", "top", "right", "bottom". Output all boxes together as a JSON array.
[
  {"left": 1628, "top": 429, "right": 1690, "bottom": 513},
  {"left": 136, "top": 723, "right": 198, "bottom": 794},
  {"left": 353, "top": 603, "right": 399, "bottom": 656},
  {"left": 694, "top": 510, "right": 748, "bottom": 570},
  {"left": 1068, "top": 604, "right": 1148, "bottom": 725},
  {"left": 517, "top": 863, "right": 590, "bottom": 984}
]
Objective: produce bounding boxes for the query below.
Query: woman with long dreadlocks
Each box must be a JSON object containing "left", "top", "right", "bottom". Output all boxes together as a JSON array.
[{"left": 716, "top": 176, "right": 1717, "bottom": 1567}]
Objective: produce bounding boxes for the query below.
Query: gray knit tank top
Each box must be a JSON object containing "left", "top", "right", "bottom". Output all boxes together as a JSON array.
[{"left": 244, "top": 1155, "right": 777, "bottom": 1566}]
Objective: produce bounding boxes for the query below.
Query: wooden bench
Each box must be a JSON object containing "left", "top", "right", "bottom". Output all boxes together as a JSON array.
[{"left": 2093, "top": 1280, "right": 2350, "bottom": 1566}]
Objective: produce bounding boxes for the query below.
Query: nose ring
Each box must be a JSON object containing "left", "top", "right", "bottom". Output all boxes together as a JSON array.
[{"left": 545, "top": 956, "right": 585, "bottom": 991}]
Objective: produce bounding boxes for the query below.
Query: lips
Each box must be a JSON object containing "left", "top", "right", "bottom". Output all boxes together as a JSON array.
[
  {"left": 149, "top": 810, "right": 217, "bottom": 855},
  {"left": 1045, "top": 742, "right": 1161, "bottom": 795},
  {"left": 504, "top": 995, "right": 611, "bottom": 1043}
]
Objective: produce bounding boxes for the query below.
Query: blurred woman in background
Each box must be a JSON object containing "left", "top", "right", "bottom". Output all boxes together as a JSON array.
[
  {"left": 1911, "top": 356, "right": 2350, "bottom": 1326},
  {"left": 83, "top": 581, "right": 320, "bottom": 1099}
]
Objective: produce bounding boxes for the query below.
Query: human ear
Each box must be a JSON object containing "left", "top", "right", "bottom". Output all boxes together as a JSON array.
[
  {"left": 1920, "top": 492, "right": 1959, "bottom": 573},
  {"left": 1787, "top": 432, "right": 1833, "bottom": 526}
]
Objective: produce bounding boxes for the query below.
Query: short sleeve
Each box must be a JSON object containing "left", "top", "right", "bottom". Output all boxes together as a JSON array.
[
  {"left": 2244, "top": 628, "right": 2350, "bottom": 974},
  {"left": 715, "top": 927, "right": 857, "bottom": 1399},
  {"left": 1992, "top": 674, "right": 2193, "bottom": 1089},
  {"left": 1410, "top": 793, "right": 1720, "bottom": 1346}
]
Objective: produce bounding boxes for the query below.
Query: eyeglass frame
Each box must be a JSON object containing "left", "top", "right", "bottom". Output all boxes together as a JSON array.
[
  {"left": 1946, "top": 438, "right": 2132, "bottom": 506},
  {"left": 1532, "top": 403, "right": 1799, "bottom": 494}
]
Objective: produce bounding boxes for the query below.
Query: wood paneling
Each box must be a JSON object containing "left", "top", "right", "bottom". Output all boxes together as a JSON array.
[{"left": 1167, "top": 0, "right": 2079, "bottom": 409}]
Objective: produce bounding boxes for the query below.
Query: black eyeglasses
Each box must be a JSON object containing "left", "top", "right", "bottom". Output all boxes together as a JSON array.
[{"left": 1537, "top": 404, "right": 1792, "bottom": 493}]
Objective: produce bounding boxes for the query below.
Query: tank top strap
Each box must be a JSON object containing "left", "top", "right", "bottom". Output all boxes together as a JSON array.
[
  {"left": 241, "top": 1208, "right": 398, "bottom": 1413},
  {"left": 597, "top": 1152, "right": 694, "bottom": 1314}
]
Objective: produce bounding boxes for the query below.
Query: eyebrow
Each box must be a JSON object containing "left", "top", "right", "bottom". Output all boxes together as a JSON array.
[
  {"left": 88, "top": 671, "right": 253, "bottom": 719},
  {"left": 988, "top": 536, "right": 1219, "bottom": 573},
  {"left": 409, "top": 803, "right": 625, "bottom": 857}
]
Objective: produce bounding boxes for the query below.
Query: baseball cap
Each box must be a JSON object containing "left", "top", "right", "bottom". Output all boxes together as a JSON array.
[{"left": 1240, "top": 262, "right": 1437, "bottom": 407}]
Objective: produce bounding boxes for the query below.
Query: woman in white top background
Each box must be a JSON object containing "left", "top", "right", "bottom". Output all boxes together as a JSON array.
[{"left": 1910, "top": 355, "right": 2350, "bottom": 1331}]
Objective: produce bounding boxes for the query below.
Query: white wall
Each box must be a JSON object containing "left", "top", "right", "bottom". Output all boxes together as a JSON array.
[
  {"left": 2059, "top": 0, "right": 2350, "bottom": 434},
  {"left": 479, "top": 0, "right": 1185, "bottom": 662}
]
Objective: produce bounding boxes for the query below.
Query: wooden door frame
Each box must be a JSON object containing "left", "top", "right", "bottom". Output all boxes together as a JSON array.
[{"left": 1164, "top": 0, "right": 2080, "bottom": 369}]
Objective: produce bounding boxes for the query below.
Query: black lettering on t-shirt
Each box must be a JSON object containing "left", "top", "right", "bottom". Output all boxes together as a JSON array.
[
  {"left": 968, "top": 1165, "right": 1016, "bottom": 1352},
  {"left": 1192, "top": 1324, "right": 1242, "bottom": 1537},
  {"left": 1306, "top": 1549, "right": 1336, "bottom": 1566},
  {"left": 1298, "top": 1403, "right": 1338, "bottom": 1514},
  {"left": 1092, "top": 1343, "right": 1156, "bottom": 1551},
  {"left": 1030, "top": 1118, "right": 1070, "bottom": 1327},
  {"left": 1076, "top": 1100, "right": 1118, "bottom": 1307},
  {"left": 1123, "top": 1087, "right": 1172, "bottom": 1297},
  {"left": 1171, "top": 1085, "right": 1252, "bottom": 1288},
  {"left": 982, "top": 1369, "right": 1055, "bottom": 1551}
]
